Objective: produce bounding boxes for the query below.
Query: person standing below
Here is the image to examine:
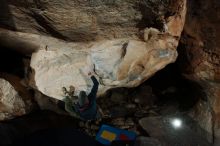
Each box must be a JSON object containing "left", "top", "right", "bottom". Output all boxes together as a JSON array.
[{"left": 64, "top": 71, "right": 100, "bottom": 121}]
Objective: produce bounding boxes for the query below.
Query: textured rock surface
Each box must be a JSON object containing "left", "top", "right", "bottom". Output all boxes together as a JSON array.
[
  {"left": 139, "top": 116, "right": 211, "bottom": 146},
  {"left": 30, "top": 29, "right": 179, "bottom": 100},
  {"left": 0, "top": 0, "right": 184, "bottom": 41},
  {"left": 180, "top": 0, "right": 220, "bottom": 83},
  {"left": 0, "top": 0, "right": 187, "bottom": 100},
  {"left": 0, "top": 78, "right": 32, "bottom": 121},
  {"left": 178, "top": 0, "right": 220, "bottom": 144}
]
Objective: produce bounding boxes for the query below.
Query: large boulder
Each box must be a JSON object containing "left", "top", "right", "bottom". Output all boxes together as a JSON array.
[
  {"left": 0, "top": 77, "right": 33, "bottom": 121},
  {"left": 30, "top": 28, "right": 181, "bottom": 100}
]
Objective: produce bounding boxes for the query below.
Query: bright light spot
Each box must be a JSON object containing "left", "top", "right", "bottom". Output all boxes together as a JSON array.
[{"left": 171, "top": 118, "right": 182, "bottom": 129}]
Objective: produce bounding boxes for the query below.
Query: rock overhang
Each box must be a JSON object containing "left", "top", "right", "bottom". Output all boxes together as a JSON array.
[{"left": 0, "top": 0, "right": 187, "bottom": 100}]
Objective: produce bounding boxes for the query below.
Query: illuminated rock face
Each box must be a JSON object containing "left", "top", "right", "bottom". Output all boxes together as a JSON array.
[
  {"left": 0, "top": 78, "right": 27, "bottom": 121},
  {"left": 30, "top": 28, "right": 180, "bottom": 100}
]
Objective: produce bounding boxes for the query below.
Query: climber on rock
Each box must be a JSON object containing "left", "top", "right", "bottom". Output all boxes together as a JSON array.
[{"left": 63, "top": 71, "right": 100, "bottom": 121}]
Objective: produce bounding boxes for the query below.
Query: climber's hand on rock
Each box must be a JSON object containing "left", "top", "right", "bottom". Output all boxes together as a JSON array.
[
  {"left": 88, "top": 71, "right": 95, "bottom": 77},
  {"left": 62, "top": 87, "right": 68, "bottom": 96}
]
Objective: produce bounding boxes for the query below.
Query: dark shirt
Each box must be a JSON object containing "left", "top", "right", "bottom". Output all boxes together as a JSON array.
[{"left": 77, "top": 76, "right": 99, "bottom": 120}]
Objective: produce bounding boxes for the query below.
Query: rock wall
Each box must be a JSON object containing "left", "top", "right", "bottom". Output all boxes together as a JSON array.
[
  {"left": 0, "top": 0, "right": 183, "bottom": 41},
  {"left": 179, "top": 0, "right": 220, "bottom": 144},
  {"left": 0, "top": 76, "right": 33, "bottom": 121}
]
